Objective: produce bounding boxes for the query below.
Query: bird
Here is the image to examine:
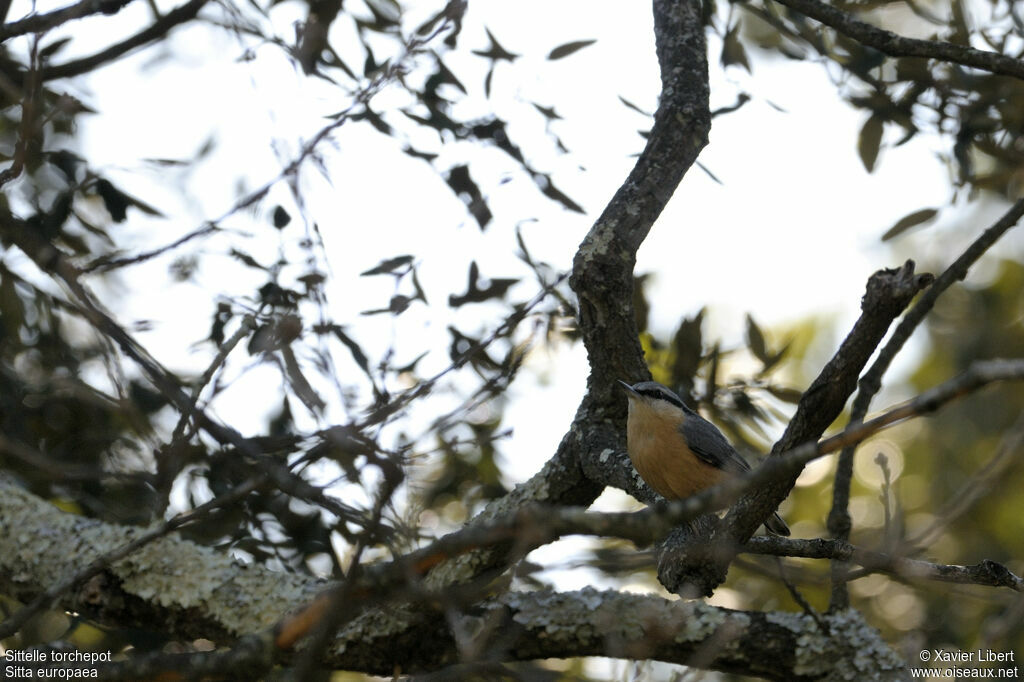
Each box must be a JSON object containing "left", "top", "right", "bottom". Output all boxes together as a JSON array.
[{"left": 618, "top": 379, "right": 790, "bottom": 536}]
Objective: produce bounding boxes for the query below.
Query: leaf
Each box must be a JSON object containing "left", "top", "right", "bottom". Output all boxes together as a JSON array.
[
  {"left": 281, "top": 346, "right": 326, "bottom": 414},
  {"left": 618, "top": 96, "right": 652, "bottom": 117},
  {"left": 533, "top": 172, "right": 584, "bottom": 213},
  {"left": 448, "top": 325, "right": 500, "bottom": 369},
  {"left": 272, "top": 206, "right": 291, "bottom": 229},
  {"left": 351, "top": 105, "right": 393, "bottom": 134},
  {"left": 472, "top": 27, "right": 519, "bottom": 62},
  {"left": 514, "top": 225, "right": 536, "bottom": 268},
  {"left": 446, "top": 165, "right": 493, "bottom": 230},
  {"left": 705, "top": 343, "right": 720, "bottom": 404},
  {"left": 711, "top": 93, "right": 750, "bottom": 118},
  {"left": 39, "top": 37, "right": 73, "bottom": 60},
  {"left": 547, "top": 39, "right": 596, "bottom": 60},
  {"left": 394, "top": 350, "right": 428, "bottom": 374},
  {"left": 424, "top": 58, "right": 467, "bottom": 96},
  {"left": 330, "top": 325, "right": 371, "bottom": 375},
  {"left": 484, "top": 66, "right": 494, "bottom": 97},
  {"left": 881, "top": 208, "right": 939, "bottom": 241},
  {"left": 532, "top": 103, "right": 562, "bottom": 120},
  {"left": 209, "top": 302, "right": 233, "bottom": 345},
  {"left": 360, "top": 255, "right": 414, "bottom": 276},
  {"left": 402, "top": 145, "right": 438, "bottom": 162},
  {"left": 448, "top": 261, "right": 519, "bottom": 307},
  {"left": 746, "top": 313, "right": 768, "bottom": 364},
  {"left": 95, "top": 178, "right": 163, "bottom": 222},
  {"left": 410, "top": 268, "right": 428, "bottom": 303},
  {"left": 720, "top": 24, "right": 751, "bottom": 72},
  {"left": 670, "top": 309, "right": 704, "bottom": 390},
  {"left": 765, "top": 384, "right": 803, "bottom": 404},
  {"left": 229, "top": 248, "right": 267, "bottom": 270},
  {"left": 858, "top": 114, "right": 884, "bottom": 172},
  {"left": 47, "top": 149, "right": 83, "bottom": 180},
  {"left": 471, "top": 118, "right": 524, "bottom": 163},
  {"left": 95, "top": 179, "right": 130, "bottom": 222},
  {"left": 761, "top": 342, "right": 790, "bottom": 373}
]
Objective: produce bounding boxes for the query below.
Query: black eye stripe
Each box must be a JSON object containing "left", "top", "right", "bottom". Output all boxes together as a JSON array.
[{"left": 638, "top": 388, "right": 684, "bottom": 408}]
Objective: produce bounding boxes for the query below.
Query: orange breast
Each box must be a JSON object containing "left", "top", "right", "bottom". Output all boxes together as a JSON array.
[{"left": 627, "top": 411, "right": 727, "bottom": 499}]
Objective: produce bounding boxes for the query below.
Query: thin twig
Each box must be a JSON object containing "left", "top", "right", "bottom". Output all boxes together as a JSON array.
[
  {"left": 170, "top": 314, "right": 257, "bottom": 441},
  {"left": 0, "top": 0, "right": 134, "bottom": 41},
  {"left": 748, "top": 535, "right": 1024, "bottom": 592},
  {"left": 907, "top": 411, "right": 1024, "bottom": 547},
  {"left": 81, "top": 17, "right": 444, "bottom": 275},
  {"left": 39, "top": 0, "right": 210, "bottom": 81},
  {"left": 82, "top": 222, "right": 219, "bottom": 273},
  {"left": 774, "top": 556, "right": 830, "bottom": 633}
]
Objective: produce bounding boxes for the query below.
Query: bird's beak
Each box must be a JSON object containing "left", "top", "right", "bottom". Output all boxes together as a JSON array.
[{"left": 617, "top": 380, "right": 638, "bottom": 395}]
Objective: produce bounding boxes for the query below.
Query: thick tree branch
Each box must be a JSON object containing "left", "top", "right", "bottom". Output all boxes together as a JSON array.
[
  {"left": 28, "top": 583, "right": 907, "bottom": 680},
  {"left": 656, "top": 262, "right": 932, "bottom": 595},
  {"left": 771, "top": 0, "right": 1024, "bottom": 81},
  {"left": 417, "top": 358, "right": 1022, "bottom": 566},
  {"left": 0, "top": 476, "right": 319, "bottom": 645},
  {"left": 4, "top": 359, "right": 1019, "bottom": 674},
  {"left": 402, "top": 590, "right": 906, "bottom": 681},
  {"left": 136, "top": 591, "right": 911, "bottom": 680},
  {"left": 828, "top": 197, "right": 1024, "bottom": 609},
  {"left": 5, "top": 358, "right": 1003, "bottom": 647},
  {"left": 424, "top": 0, "right": 712, "bottom": 591},
  {"left": 0, "top": 475, "right": 267, "bottom": 640},
  {"left": 570, "top": 0, "right": 710, "bottom": 404}
]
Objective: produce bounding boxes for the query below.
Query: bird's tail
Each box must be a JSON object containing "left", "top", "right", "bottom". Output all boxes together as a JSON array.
[{"left": 765, "top": 511, "right": 790, "bottom": 536}]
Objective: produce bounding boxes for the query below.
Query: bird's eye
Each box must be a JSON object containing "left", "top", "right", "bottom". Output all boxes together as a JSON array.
[{"left": 640, "top": 388, "right": 683, "bottom": 408}]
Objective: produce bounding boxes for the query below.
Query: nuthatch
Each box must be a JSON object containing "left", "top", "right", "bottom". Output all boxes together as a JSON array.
[{"left": 619, "top": 379, "right": 790, "bottom": 536}]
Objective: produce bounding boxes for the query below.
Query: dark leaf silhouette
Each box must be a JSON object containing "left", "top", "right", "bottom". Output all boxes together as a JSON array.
[
  {"left": 547, "top": 39, "right": 596, "bottom": 60},
  {"left": 448, "top": 261, "right": 518, "bottom": 307},
  {"left": 95, "top": 179, "right": 162, "bottom": 222},
  {"left": 446, "top": 165, "right": 493, "bottom": 230},
  {"left": 361, "top": 255, "right": 414, "bottom": 276},
  {"left": 472, "top": 27, "right": 519, "bottom": 63},
  {"left": 272, "top": 206, "right": 291, "bottom": 229},
  {"left": 882, "top": 208, "right": 939, "bottom": 241}
]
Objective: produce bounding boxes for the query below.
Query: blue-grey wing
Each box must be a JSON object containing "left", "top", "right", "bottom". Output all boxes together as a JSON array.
[{"left": 679, "top": 415, "right": 751, "bottom": 474}]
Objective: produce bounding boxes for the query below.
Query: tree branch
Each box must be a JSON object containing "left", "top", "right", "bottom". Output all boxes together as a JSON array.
[
  {"left": 747, "top": 536, "right": 1024, "bottom": 592},
  {"left": 4, "top": 357, "right": 1018, "bottom": 674},
  {"left": 570, "top": 0, "right": 710, "bottom": 404},
  {"left": 656, "top": 261, "right": 933, "bottom": 596},
  {"left": 473, "top": 589, "right": 906, "bottom": 681},
  {"left": 0, "top": 0, "right": 134, "bottom": 42},
  {"left": 272, "top": 357, "right": 1024, "bottom": 648},
  {"left": 423, "top": 0, "right": 712, "bottom": 591},
  {"left": 0, "top": 475, "right": 267, "bottom": 641},
  {"left": 37, "top": 0, "right": 209, "bottom": 81},
  {"left": 828, "top": 197, "right": 1024, "bottom": 609},
  {"left": 770, "top": 0, "right": 1024, "bottom": 81}
]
